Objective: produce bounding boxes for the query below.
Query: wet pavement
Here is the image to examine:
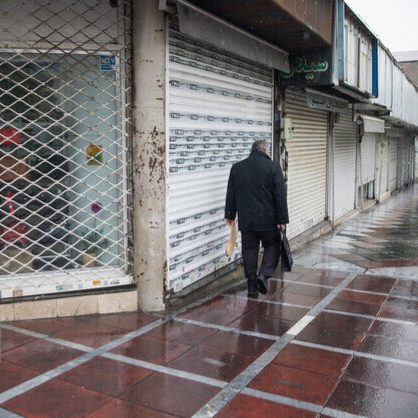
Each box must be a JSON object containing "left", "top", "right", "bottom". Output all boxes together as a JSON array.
[{"left": 1, "top": 186, "right": 418, "bottom": 418}]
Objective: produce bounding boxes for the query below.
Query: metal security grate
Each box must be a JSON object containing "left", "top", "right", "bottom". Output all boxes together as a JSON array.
[{"left": 0, "top": 0, "right": 133, "bottom": 298}]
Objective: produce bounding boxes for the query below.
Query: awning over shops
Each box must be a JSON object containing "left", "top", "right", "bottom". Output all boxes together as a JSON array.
[{"left": 176, "top": 0, "right": 290, "bottom": 72}]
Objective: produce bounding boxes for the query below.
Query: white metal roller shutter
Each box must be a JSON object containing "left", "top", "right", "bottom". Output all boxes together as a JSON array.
[
  {"left": 398, "top": 137, "right": 409, "bottom": 186},
  {"left": 285, "top": 90, "right": 328, "bottom": 238},
  {"left": 360, "top": 132, "right": 376, "bottom": 185},
  {"left": 389, "top": 139, "right": 398, "bottom": 192},
  {"left": 376, "top": 134, "right": 389, "bottom": 200},
  {"left": 333, "top": 112, "right": 356, "bottom": 220},
  {"left": 167, "top": 19, "right": 273, "bottom": 292}
]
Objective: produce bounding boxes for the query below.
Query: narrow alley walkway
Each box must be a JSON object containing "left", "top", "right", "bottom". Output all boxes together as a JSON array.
[{"left": 1, "top": 187, "right": 417, "bottom": 418}]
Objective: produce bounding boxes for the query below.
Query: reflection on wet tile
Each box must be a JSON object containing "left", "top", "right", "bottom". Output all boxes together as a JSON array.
[
  {"left": 216, "top": 393, "right": 318, "bottom": 418},
  {"left": 249, "top": 363, "right": 339, "bottom": 405},
  {"left": 145, "top": 320, "right": 217, "bottom": 346},
  {"left": 120, "top": 372, "right": 220, "bottom": 417},
  {"left": 52, "top": 321, "right": 128, "bottom": 348},
  {"left": 59, "top": 356, "right": 152, "bottom": 396},
  {"left": 11, "top": 317, "right": 82, "bottom": 335},
  {"left": 247, "top": 303, "right": 309, "bottom": 322},
  {"left": 199, "top": 330, "right": 274, "bottom": 358},
  {"left": 270, "top": 291, "right": 322, "bottom": 308},
  {"left": 326, "top": 290, "right": 386, "bottom": 315},
  {"left": 378, "top": 306, "right": 418, "bottom": 323},
  {"left": 110, "top": 334, "right": 191, "bottom": 365},
  {"left": 344, "top": 357, "right": 418, "bottom": 394},
  {"left": 295, "top": 269, "right": 347, "bottom": 287},
  {"left": 86, "top": 312, "right": 159, "bottom": 331},
  {"left": 347, "top": 274, "right": 397, "bottom": 293},
  {"left": 168, "top": 345, "right": 252, "bottom": 381},
  {"left": 296, "top": 324, "right": 365, "bottom": 350},
  {"left": 368, "top": 319, "right": 418, "bottom": 342},
  {"left": 86, "top": 398, "right": 178, "bottom": 418},
  {"left": 326, "top": 380, "right": 418, "bottom": 418},
  {"left": 229, "top": 310, "right": 294, "bottom": 337},
  {"left": 2, "top": 379, "right": 112, "bottom": 418},
  {"left": 283, "top": 283, "right": 333, "bottom": 298},
  {"left": 0, "top": 328, "right": 35, "bottom": 353},
  {"left": 357, "top": 335, "right": 418, "bottom": 362},
  {"left": 0, "top": 360, "right": 39, "bottom": 392},
  {"left": 273, "top": 343, "right": 352, "bottom": 377},
  {"left": 1, "top": 339, "right": 85, "bottom": 373},
  {"left": 311, "top": 311, "right": 373, "bottom": 333}
]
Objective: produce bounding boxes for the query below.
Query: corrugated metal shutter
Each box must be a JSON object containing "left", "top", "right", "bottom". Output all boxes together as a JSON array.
[
  {"left": 360, "top": 132, "right": 376, "bottom": 185},
  {"left": 333, "top": 112, "right": 357, "bottom": 220},
  {"left": 389, "top": 139, "right": 398, "bottom": 192},
  {"left": 285, "top": 89, "right": 328, "bottom": 238},
  {"left": 398, "top": 137, "right": 409, "bottom": 186},
  {"left": 376, "top": 134, "right": 389, "bottom": 200},
  {"left": 167, "top": 18, "right": 273, "bottom": 292}
]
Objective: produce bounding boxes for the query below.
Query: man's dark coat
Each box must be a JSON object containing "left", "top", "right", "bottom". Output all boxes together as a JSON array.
[{"left": 225, "top": 150, "right": 289, "bottom": 231}]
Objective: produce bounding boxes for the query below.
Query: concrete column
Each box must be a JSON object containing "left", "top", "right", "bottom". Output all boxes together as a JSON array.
[{"left": 132, "top": 0, "right": 167, "bottom": 311}]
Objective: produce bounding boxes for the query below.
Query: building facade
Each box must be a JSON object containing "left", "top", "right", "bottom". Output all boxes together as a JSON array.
[{"left": 1, "top": 0, "right": 417, "bottom": 319}]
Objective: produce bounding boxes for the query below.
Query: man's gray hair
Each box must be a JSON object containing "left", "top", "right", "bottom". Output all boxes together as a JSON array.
[{"left": 251, "top": 139, "right": 269, "bottom": 153}]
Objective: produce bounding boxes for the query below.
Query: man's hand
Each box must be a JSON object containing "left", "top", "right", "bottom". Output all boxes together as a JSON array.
[
  {"left": 277, "top": 224, "right": 286, "bottom": 231},
  {"left": 225, "top": 219, "right": 235, "bottom": 227}
]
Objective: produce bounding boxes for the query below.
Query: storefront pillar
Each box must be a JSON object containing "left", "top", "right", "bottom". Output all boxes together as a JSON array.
[{"left": 132, "top": 1, "right": 167, "bottom": 311}]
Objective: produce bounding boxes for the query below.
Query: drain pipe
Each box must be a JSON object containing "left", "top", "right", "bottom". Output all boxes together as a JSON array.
[{"left": 356, "top": 115, "right": 364, "bottom": 213}]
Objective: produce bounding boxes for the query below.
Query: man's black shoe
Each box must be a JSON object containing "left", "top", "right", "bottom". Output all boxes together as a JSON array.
[
  {"left": 257, "top": 274, "right": 269, "bottom": 294},
  {"left": 247, "top": 286, "right": 259, "bottom": 298}
]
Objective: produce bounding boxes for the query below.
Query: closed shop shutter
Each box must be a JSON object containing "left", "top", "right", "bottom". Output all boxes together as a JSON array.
[
  {"left": 360, "top": 132, "right": 377, "bottom": 186},
  {"left": 389, "top": 139, "right": 398, "bottom": 192},
  {"left": 376, "top": 134, "right": 389, "bottom": 200},
  {"left": 167, "top": 19, "right": 273, "bottom": 292},
  {"left": 333, "top": 112, "right": 357, "bottom": 221},
  {"left": 285, "top": 89, "right": 328, "bottom": 238},
  {"left": 398, "top": 137, "right": 409, "bottom": 186}
]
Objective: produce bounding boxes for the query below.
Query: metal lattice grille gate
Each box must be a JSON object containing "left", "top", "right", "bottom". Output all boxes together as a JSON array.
[
  {"left": 167, "top": 19, "right": 273, "bottom": 292},
  {"left": 0, "top": 0, "right": 133, "bottom": 299}
]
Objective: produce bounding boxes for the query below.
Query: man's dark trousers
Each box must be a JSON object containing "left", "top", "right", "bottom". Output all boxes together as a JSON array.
[{"left": 241, "top": 229, "right": 281, "bottom": 286}]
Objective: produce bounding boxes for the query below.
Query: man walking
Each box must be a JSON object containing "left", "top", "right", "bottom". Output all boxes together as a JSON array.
[{"left": 225, "top": 140, "right": 289, "bottom": 297}]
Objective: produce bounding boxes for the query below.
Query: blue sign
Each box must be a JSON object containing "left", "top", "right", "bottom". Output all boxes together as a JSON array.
[{"left": 100, "top": 55, "right": 116, "bottom": 71}]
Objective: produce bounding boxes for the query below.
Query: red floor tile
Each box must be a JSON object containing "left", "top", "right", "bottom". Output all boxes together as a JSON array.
[
  {"left": 270, "top": 290, "right": 322, "bottom": 308},
  {"left": 0, "top": 328, "right": 35, "bottom": 353},
  {"left": 296, "top": 269, "right": 347, "bottom": 287},
  {"left": 347, "top": 274, "right": 397, "bottom": 294},
  {"left": 199, "top": 329, "right": 274, "bottom": 358},
  {"left": 336, "top": 290, "right": 387, "bottom": 304},
  {"left": 178, "top": 305, "right": 244, "bottom": 326},
  {"left": 168, "top": 345, "right": 253, "bottom": 381},
  {"left": 215, "top": 393, "right": 318, "bottom": 418},
  {"left": 86, "top": 312, "right": 160, "bottom": 331},
  {"left": 282, "top": 282, "right": 333, "bottom": 298},
  {"left": 378, "top": 306, "right": 418, "bottom": 323},
  {"left": 326, "top": 380, "right": 418, "bottom": 418},
  {"left": 247, "top": 302, "right": 309, "bottom": 322},
  {"left": 10, "top": 317, "right": 82, "bottom": 335},
  {"left": 296, "top": 324, "right": 365, "bottom": 350},
  {"left": 311, "top": 311, "right": 373, "bottom": 333},
  {"left": 273, "top": 343, "right": 352, "bottom": 377},
  {"left": 59, "top": 356, "right": 152, "bottom": 396},
  {"left": 326, "top": 290, "right": 386, "bottom": 315},
  {"left": 0, "top": 360, "right": 39, "bottom": 392},
  {"left": 249, "top": 363, "right": 339, "bottom": 405},
  {"left": 85, "top": 398, "right": 178, "bottom": 417},
  {"left": 229, "top": 310, "right": 295, "bottom": 337},
  {"left": 391, "top": 279, "right": 418, "bottom": 298},
  {"left": 110, "top": 334, "right": 191, "bottom": 365},
  {"left": 357, "top": 334, "right": 418, "bottom": 362},
  {"left": 119, "top": 372, "right": 220, "bottom": 417},
  {"left": 1, "top": 339, "right": 86, "bottom": 373},
  {"left": 344, "top": 356, "right": 418, "bottom": 394},
  {"left": 2, "top": 379, "right": 112, "bottom": 418},
  {"left": 52, "top": 321, "right": 129, "bottom": 348},
  {"left": 384, "top": 296, "right": 418, "bottom": 311},
  {"left": 368, "top": 319, "right": 418, "bottom": 342},
  {"left": 144, "top": 320, "right": 217, "bottom": 345}
]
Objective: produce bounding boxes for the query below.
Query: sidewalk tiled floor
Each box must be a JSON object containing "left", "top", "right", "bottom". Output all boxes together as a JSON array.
[{"left": 1, "top": 188, "right": 418, "bottom": 417}]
